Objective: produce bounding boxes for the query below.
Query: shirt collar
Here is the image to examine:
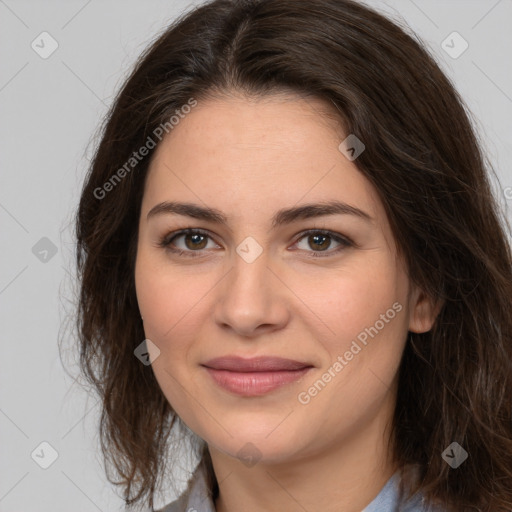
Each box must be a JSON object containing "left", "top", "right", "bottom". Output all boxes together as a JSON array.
[
  {"left": 176, "top": 463, "right": 432, "bottom": 512},
  {"left": 177, "top": 460, "right": 216, "bottom": 512}
]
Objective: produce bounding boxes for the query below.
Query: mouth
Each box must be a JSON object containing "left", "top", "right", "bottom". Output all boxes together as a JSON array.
[{"left": 201, "top": 356, "right": 314, "bottom": 396}]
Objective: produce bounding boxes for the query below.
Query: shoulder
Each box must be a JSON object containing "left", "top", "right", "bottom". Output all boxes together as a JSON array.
[
  {"left": 154, "top": 494, "right": 186, "bottom": 512},
  {"left": 154, "top": 462, "right": 216, "bottom": 512},
  {"left": 363, "top": 471, "right": 447, "bottom": 512}
]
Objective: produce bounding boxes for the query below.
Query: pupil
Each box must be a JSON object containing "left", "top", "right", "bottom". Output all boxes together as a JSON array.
[
  {"left": 311, "top": 234, "right": 329, "bottom": 251},
  {"left": 186, "top": 233, "right": 206, "bottom": 250}
]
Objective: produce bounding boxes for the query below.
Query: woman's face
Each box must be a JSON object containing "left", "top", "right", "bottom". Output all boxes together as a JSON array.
[{"left": 135, "top": 93, "right": 436, "bottom": 464}]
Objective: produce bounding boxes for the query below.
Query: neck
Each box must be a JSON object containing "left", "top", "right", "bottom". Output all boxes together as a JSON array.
[{"left": 209, "top": 387, "right": 398, "bottom": 512}]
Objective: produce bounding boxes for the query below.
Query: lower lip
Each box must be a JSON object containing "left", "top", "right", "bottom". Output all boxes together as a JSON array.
[{"left": 203, "top": 367, "right": 312, "bottom": 396}]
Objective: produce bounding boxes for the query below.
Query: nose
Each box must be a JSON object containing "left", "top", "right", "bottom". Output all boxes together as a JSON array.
[{"left": 213, "top": 249, "right": 290, "bottom": 338}]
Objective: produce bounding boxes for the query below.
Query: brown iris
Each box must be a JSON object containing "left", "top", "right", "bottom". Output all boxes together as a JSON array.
[
  {"left": 184, "top": 233, "right": 208, "bottom": 250},
  {"left": 308, "top": 233, "right": 331, "bottom": 251}
]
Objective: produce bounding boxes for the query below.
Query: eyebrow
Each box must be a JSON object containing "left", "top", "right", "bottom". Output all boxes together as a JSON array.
[{"left": 146, "top": 200, "right": 372, "bottom": 228}]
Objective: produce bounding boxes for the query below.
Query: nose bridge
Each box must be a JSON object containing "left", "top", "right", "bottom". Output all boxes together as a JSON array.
[
  {"left": 214, "top": 238, "right": 288, "bottom": 335},
  {"left": 228, "top": 240, "right": 271, "bottom": 305}
]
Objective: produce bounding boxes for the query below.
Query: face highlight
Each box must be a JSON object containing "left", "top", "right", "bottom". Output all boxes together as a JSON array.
[{"left": 134, "top": 93, "right": 435, "bottom": 465}]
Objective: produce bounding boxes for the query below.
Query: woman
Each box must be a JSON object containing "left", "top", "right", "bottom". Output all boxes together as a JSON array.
[{"left": 74, "top": 0, "right": 512, "bottom": 511}]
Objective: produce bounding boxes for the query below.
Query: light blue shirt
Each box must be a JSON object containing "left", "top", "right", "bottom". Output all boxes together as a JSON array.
[{"left": 151, "top": 463, "right": 445, "bottom": 512}]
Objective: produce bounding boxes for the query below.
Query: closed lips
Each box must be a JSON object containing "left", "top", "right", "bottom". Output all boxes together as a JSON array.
[{"left": 202, "top": 356, "right": 313, "bottom": 372}]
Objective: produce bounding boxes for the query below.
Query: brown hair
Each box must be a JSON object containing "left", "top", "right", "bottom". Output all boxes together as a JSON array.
[{"left": 71, "top": 0, "right": 512, "bottom": 510}]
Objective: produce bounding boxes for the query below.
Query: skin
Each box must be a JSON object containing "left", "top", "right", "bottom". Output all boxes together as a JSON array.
[{"left": 134, "top": 92, "right": 438, "bottom": 512}]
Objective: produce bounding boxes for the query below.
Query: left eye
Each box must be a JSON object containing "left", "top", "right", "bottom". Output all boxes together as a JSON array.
[
  {"left": 293, "top": 230, "right": 352, "bottom": 257},
  {"left": 158, "top": 228, "right": 352, "bottom": 258}
]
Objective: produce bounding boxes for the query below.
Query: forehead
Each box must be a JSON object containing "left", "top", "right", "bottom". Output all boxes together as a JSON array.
[
  {"left": 157, "top": 92, "right": 344, "bottom": 154},
  {"left": 142, "top": 93, "right": 384, "bottom": 227}
]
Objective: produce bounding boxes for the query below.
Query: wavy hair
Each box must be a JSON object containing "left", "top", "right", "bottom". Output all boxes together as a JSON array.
[{"left": 72, "top": 0, "right": 512, "bottom": 510}]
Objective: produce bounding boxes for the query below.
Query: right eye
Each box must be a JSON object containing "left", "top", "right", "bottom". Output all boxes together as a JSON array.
[{"left": 158, "top": 228, "right": 221, "bottom": 257}]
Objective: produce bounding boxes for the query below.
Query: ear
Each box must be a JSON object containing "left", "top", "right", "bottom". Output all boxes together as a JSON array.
[{"left": 408, "top": 284, "right": 443, "bottom": 333}]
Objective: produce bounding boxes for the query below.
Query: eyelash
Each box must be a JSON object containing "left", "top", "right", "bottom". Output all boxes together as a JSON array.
[{"left": 157, "top": 228, "right": 353, "bottom": 259}]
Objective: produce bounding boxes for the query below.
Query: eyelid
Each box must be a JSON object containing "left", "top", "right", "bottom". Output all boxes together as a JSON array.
[
  {"left": 158, "top": 228, "right": 220, "bottom": 252},
  {"left": 158, "top": 227, "right": 354, "bottom": 257},
  {"left": 293, "top": 228, "right": 353, "bottom": 246}
]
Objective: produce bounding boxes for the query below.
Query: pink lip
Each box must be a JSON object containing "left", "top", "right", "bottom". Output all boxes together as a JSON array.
[
  {"left": 202, "top": 355, "right": 311, "bottom": 372},
  {"left": 201, "top": 356, "right": 313, "bottom": 396}
]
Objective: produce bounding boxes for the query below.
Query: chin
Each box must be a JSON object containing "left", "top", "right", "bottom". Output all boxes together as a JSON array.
[{"left": 205, "top": 427, "right": 309, "bottom": 466}]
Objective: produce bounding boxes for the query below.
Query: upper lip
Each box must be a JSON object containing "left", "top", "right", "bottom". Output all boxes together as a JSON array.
[{"left": 202, "top": 356, "right": 313, "bottom": 372}]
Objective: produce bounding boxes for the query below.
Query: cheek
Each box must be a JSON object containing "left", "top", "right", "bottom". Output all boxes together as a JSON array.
[
  {"left": 137, "top": 274, "right": 197, "bottom": 343},
  {"left": 135, "top": 250, "right": 213, "bottom": 363},
  {"left": 294, "top": 264, "right": 408, "bottom": 420},
  {"left": 135, "top": 250, "right": 179, "bottom": 345},
  {"left": 335, "top": 263, "right": 409, "bottom": 383},
  {"left": 135, "top": 253, "right": 203, "bottom": 412},
  {"left": 295, "top": 257, "right": 407, "bottom": 345}
]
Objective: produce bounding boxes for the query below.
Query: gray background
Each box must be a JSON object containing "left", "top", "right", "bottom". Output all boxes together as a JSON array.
[{"left": 1, "top": 1, "right": 511, "bottom": 511}]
